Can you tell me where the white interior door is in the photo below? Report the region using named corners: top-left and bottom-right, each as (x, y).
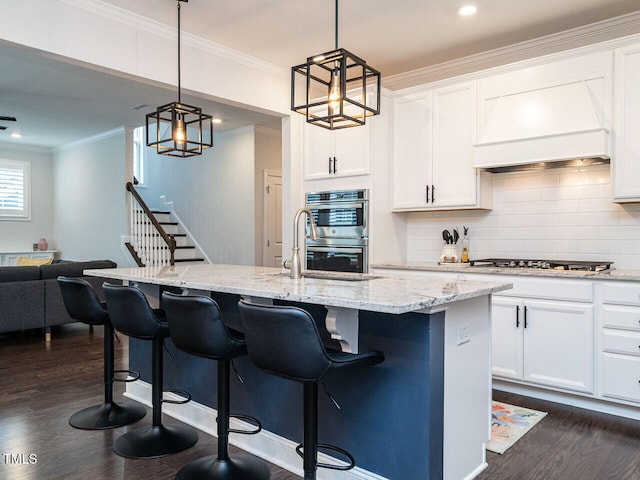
top-left (263, 171), bottom-right (283, 267)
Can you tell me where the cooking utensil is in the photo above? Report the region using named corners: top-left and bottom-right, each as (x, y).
top-left (453, 229), bottom-right (459, 244)
top-left (442, 230), bottom-right (451, 244)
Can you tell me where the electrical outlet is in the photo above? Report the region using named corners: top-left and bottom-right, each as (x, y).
top-left (456, 324), bottom-right (471, 346)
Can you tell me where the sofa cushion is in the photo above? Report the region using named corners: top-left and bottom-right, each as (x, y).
top-left (0, 280), bottom-right (45, 331)
top-left (0, 266), bottom-right (41, 283)
top-left (39, 260), bottom-right (117, 280)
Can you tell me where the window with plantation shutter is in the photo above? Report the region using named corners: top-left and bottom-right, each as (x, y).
top-left (0, 159), bottom-right (30, 220)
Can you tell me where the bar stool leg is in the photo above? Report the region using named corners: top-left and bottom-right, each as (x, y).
top-left (113, 337), bottom-right (198, 458)
top-left (69, 323), bottom-right (146, 429)
top-left (175, 359), bottom-right (270, 480)
top-left (303, 383), bottom-right (318, 480)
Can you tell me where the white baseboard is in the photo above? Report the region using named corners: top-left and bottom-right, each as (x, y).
top-left (493, 380), bottom-right (640, 421)
top-left (463, 462), bottom-right (488, 480)
top-left (125, 381), bottom-right (389, 480)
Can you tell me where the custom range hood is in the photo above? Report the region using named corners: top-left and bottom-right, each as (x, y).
top-left (473, 80), bottom-right (610, 171)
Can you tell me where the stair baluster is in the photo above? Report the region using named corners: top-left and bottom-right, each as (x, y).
top-left (125, 182), bottom-right (178, 267)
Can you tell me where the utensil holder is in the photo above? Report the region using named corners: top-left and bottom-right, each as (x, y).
top-left (439, 244), bottom-right (458, 263)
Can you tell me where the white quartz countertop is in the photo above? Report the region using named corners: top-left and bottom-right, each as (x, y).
top-left (85, 264), bottom-right (512, 315)
top-left (372, 262), bottom-right (640, 281)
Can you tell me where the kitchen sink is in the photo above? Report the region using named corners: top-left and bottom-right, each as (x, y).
top-left (264, 271), bottom-right (381, 282)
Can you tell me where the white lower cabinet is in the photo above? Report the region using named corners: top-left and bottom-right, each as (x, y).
top-left (491, 297), bottom-right (523, 380)
top-left (492, 295), bottom-right (594, 393)
top-left (599, 281), bottom-right (640, 404)
top-left (372, 268), bottom-right (640, 416)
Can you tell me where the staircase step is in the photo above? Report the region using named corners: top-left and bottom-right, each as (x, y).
top-left (174, 258), bottom-right (205, 263)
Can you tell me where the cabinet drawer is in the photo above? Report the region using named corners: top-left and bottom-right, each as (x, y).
top-left (464, 274), bottom-right (593, 302)
top-left (602, 353), bottom-right (640, 403)
top-left (601, 281), bottom-right (640, 306)
top-left (601, 304), bottom-right (640, 331)
top-left (602, 329), bottom-right (640, 356)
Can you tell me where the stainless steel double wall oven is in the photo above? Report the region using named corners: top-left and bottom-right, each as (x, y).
top-left (305, 189), bottom-right (368, 273)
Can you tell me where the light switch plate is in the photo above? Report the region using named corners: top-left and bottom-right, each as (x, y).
top-left (456, 324), bottom-right (471, 345)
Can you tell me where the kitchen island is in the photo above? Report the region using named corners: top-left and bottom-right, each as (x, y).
top-left (85, 264), bottom-right (511, 480)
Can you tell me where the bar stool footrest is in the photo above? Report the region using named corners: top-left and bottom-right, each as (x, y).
top-left (295, 442), bottom-right (355, 471)
top-left (113, 369), bottom-right (140, 383)
top-left (162, 389), bottom-right (191, 405)
top-left (227, 414), bottom-right (262, 435)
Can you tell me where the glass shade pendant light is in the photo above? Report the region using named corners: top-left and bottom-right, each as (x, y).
top-left (146, 0), bottom-right (213, 157)
top-left (291, 0), bottom-right (381, 130)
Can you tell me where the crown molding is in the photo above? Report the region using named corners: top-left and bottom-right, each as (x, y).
top-left (0, 141), bottom-right (52, 155)
top-left (53, 126), bottom-right (126, 153)
top-left (218, 125), bottom-right (256, 138)
top-left (254, 126), bottom-right (281, 137)
top-left (384, 10), bottom-right (640, 90)
top-left (59, 0), bottom-right (288, 79)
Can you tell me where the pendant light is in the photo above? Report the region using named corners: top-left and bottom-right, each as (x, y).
top-left (146, 0), bottom-right (213, 157)
top-left (291, 0), bottom-right (381, 130)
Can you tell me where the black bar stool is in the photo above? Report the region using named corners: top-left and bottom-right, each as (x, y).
top-left (237, 300), bottom-right (384, 480)
top-left (57, 276), bottom-right (146, 430)
top-left (162, 292), bottom-right (270, 480)
top-left (103, 283), bottom-right (198, 459)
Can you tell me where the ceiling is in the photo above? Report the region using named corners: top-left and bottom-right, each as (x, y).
top-left (1, 0), bottom-right (640, 149)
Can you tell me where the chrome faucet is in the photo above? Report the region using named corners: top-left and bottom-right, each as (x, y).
top-left (283, 207), bottom-right (319, 279)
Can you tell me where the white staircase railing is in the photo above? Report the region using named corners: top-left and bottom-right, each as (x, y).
top-left (126, 182), bottom-right (176, 267)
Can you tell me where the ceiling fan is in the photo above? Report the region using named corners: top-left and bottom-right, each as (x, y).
top-left (0, 116), bottom-right (17, 131)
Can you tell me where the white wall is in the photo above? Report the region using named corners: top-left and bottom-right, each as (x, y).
top-left (52, 129), bottom-right (130, 265)
top-left (405, 164), bottom-right (640, 269)
top-left (140, 127), bottom-right (261, 266)
top-left (0, 143), bottom-right (54, 252)
top-left (1, 0), bottom-right (289, 116)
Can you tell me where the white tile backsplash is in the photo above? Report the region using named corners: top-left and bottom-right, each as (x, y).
top-left (405, 165), bottom-right (640, 268)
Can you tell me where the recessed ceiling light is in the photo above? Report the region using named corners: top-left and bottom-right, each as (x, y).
top-left (212, 118), bottom-right (222, 125)
top-left (459, 5), bottom-right (477, 16)
top-left (10, 133), bottom-right (22, 139)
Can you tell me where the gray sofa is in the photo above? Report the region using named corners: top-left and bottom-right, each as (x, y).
top-left (0, 260), bottom-right (118, 336)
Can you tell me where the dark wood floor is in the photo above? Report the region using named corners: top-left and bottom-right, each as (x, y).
top-left (2, 325), bottom-right (640, 480)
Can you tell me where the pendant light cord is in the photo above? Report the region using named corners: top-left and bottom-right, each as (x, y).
top-left (177, 0), bottom-right (182, 104)
top-left (334, 0), bottom-right (339, 49)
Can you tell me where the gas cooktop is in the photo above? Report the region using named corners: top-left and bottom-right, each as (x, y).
top-left (469, 258), bottom-right (614, 272)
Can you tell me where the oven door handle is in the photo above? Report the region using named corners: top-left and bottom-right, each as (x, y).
top-left (306, 202), bottom-right (365, 210)
top-left (306, 246), bottom-right (363, 254)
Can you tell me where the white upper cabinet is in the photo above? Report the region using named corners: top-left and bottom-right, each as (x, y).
top-left (392, 90), bottom-right (433, 208)
top-left (392, 81), bottom-right (492, 211)
top-left (473, 51), bottom-right (612, 169)
top-left (303, 91), bottom-right (376, 181)
top-left (303, 122), bottom-right (371, 180)
top-left (612, 42), bottom-right (640, 202)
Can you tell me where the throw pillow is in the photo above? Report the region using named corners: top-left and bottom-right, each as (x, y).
top-left (17, 256), bottom-right (53, 266)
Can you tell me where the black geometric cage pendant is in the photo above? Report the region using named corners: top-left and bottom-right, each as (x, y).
top-left (146, 101), bottom-right (212, 158)
top-left (145, 0), bottom-right (213, 157)
top-left (291, 0), bottom-right (381, 130)
top-left (291, 48), bottom-right (381, 130)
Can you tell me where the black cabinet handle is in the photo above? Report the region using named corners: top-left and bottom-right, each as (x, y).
top-left (516, 305), bottom-right (520, 328)
top-left (328, 157), bottom-right (332, 174)
top-left (426, 185), bottom-right (430, 203)
top-left (524, 306), bottom-right (528, 328)
top-left (333, 157), bottom-right (337, 174)
top-left (431, 184), bottom-right (435, 203)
